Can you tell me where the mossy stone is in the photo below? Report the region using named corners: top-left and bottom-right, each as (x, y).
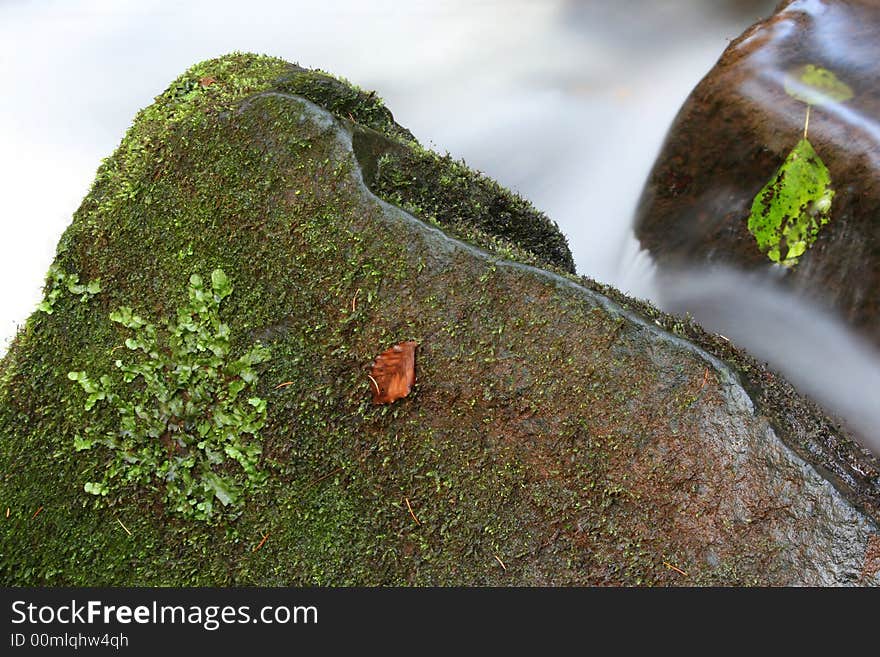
top-left (1, 53), bottom-right (877, 586)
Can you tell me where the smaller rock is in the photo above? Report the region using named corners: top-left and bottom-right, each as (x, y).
top-left (634, 0), bottom-right (880, 345)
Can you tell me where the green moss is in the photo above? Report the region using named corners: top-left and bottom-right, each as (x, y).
top-left (274, 68), bottom-right (415, 143)
top-left (578, 274), bottom-right (880, 524)
top-left (368, 144), bottom-right (576, 273)
top-left (0, 53), bottom-right (871, 587)
top-left (68, 269), bottom-right (271, 521)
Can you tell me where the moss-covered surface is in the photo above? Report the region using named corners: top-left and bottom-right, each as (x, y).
top-left (274, 67), bottom-right (416, 144)
top-left (0, 53), bottom-right (877, 586)
top-left (578, 277), bottom-right (880, 524)
top-left (275, 64), bottom-right (575, 273)
top-left (368, 145), bottom-right (576, 273)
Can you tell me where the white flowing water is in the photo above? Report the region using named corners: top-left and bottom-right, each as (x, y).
top-left (659, 268), bottom-right (880, 454)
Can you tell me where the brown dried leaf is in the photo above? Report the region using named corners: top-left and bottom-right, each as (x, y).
top-left (369, 341), bottom-right (418, 404)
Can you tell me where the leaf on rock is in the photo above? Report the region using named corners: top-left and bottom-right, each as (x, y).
top-left (369, 341), bottom-right (418, 405)
top-left (784, 64), bottom-right (853, 106)
top-left (748, 138), bottom-right (834, 266)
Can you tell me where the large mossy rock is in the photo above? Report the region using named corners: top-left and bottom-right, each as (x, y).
top-left (1, 53), bottom-right (878, 586)
top-left (634, 0), bottom-right (880, 344)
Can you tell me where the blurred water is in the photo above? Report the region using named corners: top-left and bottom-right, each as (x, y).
top-left (0, 0), bottom-right (776, 353)
top-left (659, 267), bottom-right (880, 455)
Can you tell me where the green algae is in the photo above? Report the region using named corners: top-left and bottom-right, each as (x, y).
top-left (68, 269), bottom-right (270, 521)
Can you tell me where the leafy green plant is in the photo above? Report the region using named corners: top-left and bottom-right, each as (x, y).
top-left (748, 64), bottom-right (853, 266)
top-left (68, 269), bottom-right (270, 521)
top-left (38, 264), bottom-right (102, 314)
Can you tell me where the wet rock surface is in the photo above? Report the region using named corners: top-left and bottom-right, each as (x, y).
top-left (634, 0), bottom-right (880, 344)
top-left (0, 54), bottom-right (877, 585)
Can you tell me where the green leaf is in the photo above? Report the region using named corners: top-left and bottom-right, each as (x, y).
top-left (46, 263), bottom-right (64, 284)
top-left (65, 275), bottom-right (82, 294)
top-left (202, 471), bottom-right (238, 506)
top-left (110, 306), bottom-right (146, 329)
top-left (84, 481), bottom-right (108, 496)
top-left (784, 64), bottom-right (853, 106)
top-left (73, 434), bottom-right (96, 451)
top-left (227, 379), bottom-right (246, 399)
top-left (748, 138), bottom-right (834, 266)
top-left (84, 391), bottom-right (106, 411)
top-left (110, 306), bottom-right (131, 325)
top-left (210, 268), bottom-right (232, 300)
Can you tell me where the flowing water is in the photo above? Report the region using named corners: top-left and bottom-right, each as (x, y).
top-left (659, 268), bottom-right (880, 455)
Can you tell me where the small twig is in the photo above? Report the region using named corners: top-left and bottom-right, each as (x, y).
top-left (32, 506), bottom-right (43, 519)
top-left (404, 497), bottom-right (420, 525)
top-left (803, 103), bottom-right (811, 140)
top-left (5, 507), bottom-right (9, 518)
top-left (699, 367), bottom-right (710, 390)
top-left (116, 518), bottom-right (132, 536)
top-left (307, 466), bottom-right (344, 489)
top-left (273, 381), bottom-right (294, 389)
top-left (351, 288), bottom-right (360, 313)
top-left (253, 532), bottom-right (270, 552)
top-left (663, 561), bottom-right (688, 577)
top-left (367, 374), bottom-right (380, 396)
top-left (494, 554), bottom-right (507, 571)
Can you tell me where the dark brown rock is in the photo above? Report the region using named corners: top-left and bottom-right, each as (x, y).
top-left (634, 0), bottom-right (880, 344)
